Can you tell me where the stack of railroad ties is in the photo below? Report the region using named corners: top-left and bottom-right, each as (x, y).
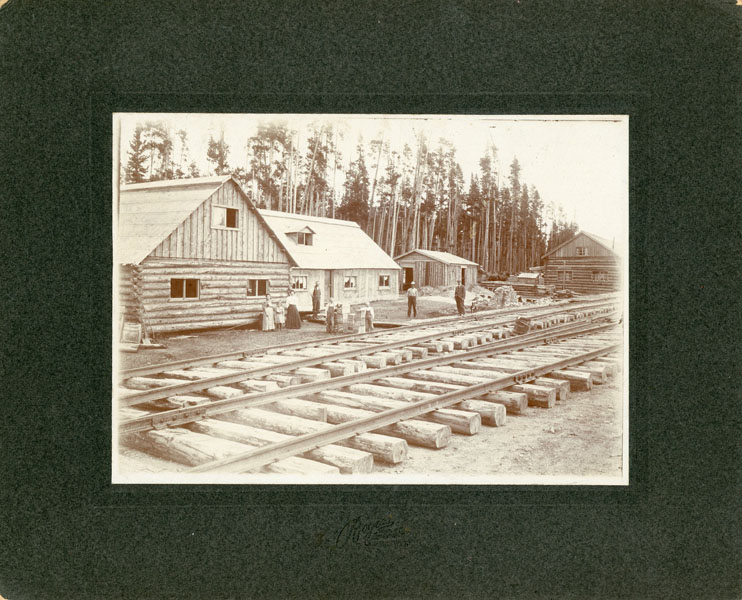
top-left (116, 298), bottom-right (621, 477)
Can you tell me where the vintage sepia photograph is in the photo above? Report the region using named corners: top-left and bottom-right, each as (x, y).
top-left (112, 113), bottom-right (628, 485)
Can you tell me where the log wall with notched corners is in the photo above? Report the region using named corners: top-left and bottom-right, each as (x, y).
top-left (543, 256), bottom-right (620, 294)
top-left (129, 258), bottom-right (290, 332)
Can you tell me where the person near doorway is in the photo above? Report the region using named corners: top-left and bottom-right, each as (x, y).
top-left (364, 301), bottom-right (374, 331)
top-left (285, 289), bottom-right (302, 329)
top-left (261, 294), bottom-right (275, 331)
top-left (454, 280), bottom-right (466, 316)
top-left (325, 298), bottom-right (336, 333)
top-left (312, 282), bottom-right (321, 318)
top-left (407, 281), bottom-right (418, 318)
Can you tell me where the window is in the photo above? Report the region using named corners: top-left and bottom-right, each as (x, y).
top-left (344, 276), bottom-right (357, 289)
top-left (212, 206), bottom-right (239, 229)
top-left (170, 278), bottom-right (199, 300)
top-left (592, 271), bottom-right (608, 282)
top-left (247, 279), bottom-right (269, 297)
top-left (378, 275), bottom-right (390, 288)
top-left (576, 246), bottom-right (588, 256)
top-left (297, 232), bottom-right (313, 245)
top-left (291, 276), bottom-right (308, 290)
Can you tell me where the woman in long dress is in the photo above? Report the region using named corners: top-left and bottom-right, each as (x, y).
top-left (285, 289), bottom-right (301, 329)
top-left (261, 294), bottom-right (275, 331)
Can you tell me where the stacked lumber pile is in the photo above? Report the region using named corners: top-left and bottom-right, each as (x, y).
top-left (481, 280), bottom-right (554, 299)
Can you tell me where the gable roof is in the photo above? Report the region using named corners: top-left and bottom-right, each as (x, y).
top-left (395, 248), bottom-right (479, 266)
top-left (117, 176), bottom-right (231, 264)
top-left (257, 210), bottom-right (400, 270)
top-left (541, 230), bottom-right (618, 259)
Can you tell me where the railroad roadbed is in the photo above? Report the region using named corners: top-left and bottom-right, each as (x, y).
top-left (114, 296), bottom-right (625, 483)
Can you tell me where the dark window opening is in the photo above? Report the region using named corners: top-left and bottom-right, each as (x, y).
top-left (247, 279), bottom-right (269, 297)
top-left (297, 232), bottom-right (313, 245)
top-left (226, 208), bottom-right (238, 228)
top-left (378, 275), bottom-right (390, 288)
top-left (170, 278), bottom-right (199, 299)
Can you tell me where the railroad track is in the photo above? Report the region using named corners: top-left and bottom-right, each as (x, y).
top-left (116, 297), bottom-right (622, 478)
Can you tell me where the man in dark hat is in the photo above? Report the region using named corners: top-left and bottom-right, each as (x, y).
top-left (454, 280), bottom-right (466, 316)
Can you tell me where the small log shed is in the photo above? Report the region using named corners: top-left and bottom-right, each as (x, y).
top-left (117, 175), bottom-right (294, 334)
top-left (258, 210), bottom-right (401, 312)
top-left (541, 231), bottom-right (621, 294)
top-left (394, 249), bottom-right (479, 290)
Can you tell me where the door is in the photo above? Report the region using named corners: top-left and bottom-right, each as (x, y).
top-left (461, 267), bottom-right (466, 285)
top-left (324, 270), bottom-right (333, 302)
top-left (403, 267), bottom-right (414, 290)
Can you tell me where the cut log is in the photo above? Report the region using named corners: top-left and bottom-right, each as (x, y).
top-left (267, 398), bottom-right (328, 421)
top-left (205, 386), bottom-right (245, 399)
top-left (236, 379), bottom-right (280, 393)
top-left (318, 362), bottom-right (354, 377)
top-left (263, 373), bottom-right (302, 387)
top-left (141, 394), bottom-right (210, 411)
top-left (373, 376), bottom-right (527, 414)
top-left (185, 419), bottom-right (372, 474)
top-left (124, 377), bottom-right (189, 390)
top-left (216, 360), bottom-right (262, 370)
top-left (260, 456), bottom-right (340, 475)
top-left (346, 383), bottom-right (504, 428)
top-left (546, 370), bottom-right (593, 391)
top-left (532, 378), bottom-right (570, 402)
top-left (440, 336), bottom-right (469, 349)
top-left (418, 341), bottom-right (444, 353)
top-left (314, 391), bottom-right (451, 448)
top-left (215, 408), bottom-right (407, 464)
top-left (337, 359), bottom-right (368, 373)
top-left (404, 346), bottom-right (428, 359)
top-left (122, 428), bottom-right (255, 467)
top-left (432, 365), bottom-right (514, 380)
top-left (292, 367), bottom-right (331, 382)
top-left (509, 384), bottom-right (556, 408)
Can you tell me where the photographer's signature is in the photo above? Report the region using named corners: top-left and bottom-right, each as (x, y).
top-left (315, 514), bottom-right (411, 549)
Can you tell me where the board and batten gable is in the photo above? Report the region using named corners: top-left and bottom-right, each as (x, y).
top-left (148, 178), bottom-right (285, 263)
top-left (547, 231), bottom-right (616, 259)
top-left (395, 249), bottom-right (479, 289)
top-left (118, 177), bottom-right (292, 333)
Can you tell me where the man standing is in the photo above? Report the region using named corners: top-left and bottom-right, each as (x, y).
top-left (407, 281), bottom-right (418, 318)
top-left (312, 282), bottom-right (321, 318)
top-left (454, 280), bottom-right (466, 316)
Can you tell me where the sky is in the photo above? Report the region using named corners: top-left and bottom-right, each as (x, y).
top-left (116, 113), bottom-right (628, 255)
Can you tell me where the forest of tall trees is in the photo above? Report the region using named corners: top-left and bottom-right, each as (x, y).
top-left (123, 119), bottom-right (579, 274)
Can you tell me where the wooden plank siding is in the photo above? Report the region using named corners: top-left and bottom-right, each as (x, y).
top-left (288, 268), bottom-right (400, 312)
top-left (149, 179), bottom-right (284, 264)
top-left (543, 256), bottom-right (620, 294)
top-left (136, 258), bottom-right (290, 332)
top-left (397, 260), bottom-right (477, 289)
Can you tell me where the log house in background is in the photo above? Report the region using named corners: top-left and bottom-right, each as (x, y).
top-left (395, 249), bottom-right (479, 291)
top-left (117, 176), bottom-right (294, 334)
top-left (541, 231), bottom-right (621, 294)
top-left (258, 210), bottom-right (401, 313)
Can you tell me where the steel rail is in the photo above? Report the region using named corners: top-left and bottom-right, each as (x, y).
top-left (118, 318), bottom-right (618, 435)
top-left (119, 302), bottom-right (618, 405)
top-left (189, 342), bottom-right (619, 474)
top-left (119, 295), bottom-right (619, 379)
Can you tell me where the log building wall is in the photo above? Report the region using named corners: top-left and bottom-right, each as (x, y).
top-left (543, 256), bottom-right (620, 294)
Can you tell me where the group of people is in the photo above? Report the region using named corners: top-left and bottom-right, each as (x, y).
top-left (261, 289), bottom-right (302, 331)
top-left (406, 279), bottom-right (469, 318)
top-left (262, 282), bottom-right (374, 334)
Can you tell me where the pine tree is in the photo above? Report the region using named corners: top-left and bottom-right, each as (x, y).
top-left (338, 142), bottom-right (370, 226)
top-left (125, 124), bottom-right (147, 183)
top-left (206, 131), bottom-right (230, 175)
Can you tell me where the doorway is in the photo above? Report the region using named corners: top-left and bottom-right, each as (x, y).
top-left (324, 270), bottom-right (333, 302)
top-left (461, 267), bottom-right (466, 285)
top-left (403, 267), bottom-right (414, 290)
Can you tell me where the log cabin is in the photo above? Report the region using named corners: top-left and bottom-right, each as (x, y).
top-left (542, 231), bottom-right (620, 294)
top-left (394, 249), bottom-right (479, 291)
top-left (117, 176), bottom-right (294, 334)
top-left (257, 210), bottom-right (401, 312)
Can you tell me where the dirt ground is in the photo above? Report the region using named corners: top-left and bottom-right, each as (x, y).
top-left (374, 377), bottom-right (624, 481)
top-left (118, 292), bottom-right (483, 371)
